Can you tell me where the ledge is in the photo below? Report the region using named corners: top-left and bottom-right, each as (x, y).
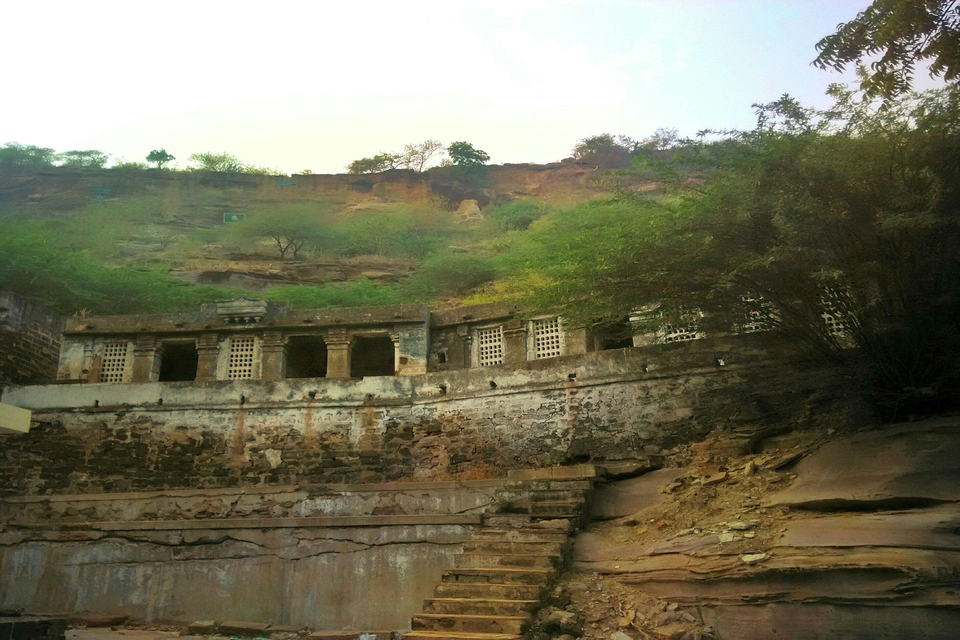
top-left (9, 514), bottom-right (484, 531)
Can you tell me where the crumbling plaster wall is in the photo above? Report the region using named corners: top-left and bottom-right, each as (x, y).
top-left (0, 336), bottom-right (862, 496)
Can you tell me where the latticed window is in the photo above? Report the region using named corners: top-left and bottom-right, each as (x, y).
top-left (533, 318), bottom-right (563, 359)
top-left (100, 342), bottom-right (129, 383)
top-left (227, 336), bottom-right (256, 379)
top-left (657, 309), bottom-right (705, 344)
top-left (737, 295), bottom-right (775, 334)
top-left (820, 287), bottom-right (852, 340)
top-left (476, 326), bottom-right (504, 367)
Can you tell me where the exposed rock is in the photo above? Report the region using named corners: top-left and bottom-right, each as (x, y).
top-left (591, 469), bottom-right (687, 520)
top-left (79, 615), bottom-right (128, 627)
top-left (740, 553), bottom-right (768, 565)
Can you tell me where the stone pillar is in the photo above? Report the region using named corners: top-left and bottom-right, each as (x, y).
top-left (195, 333), bottom-right (221, 381)
top-left (324, 329), bottom-right (353, 378)
top-left (131, 335), bottom-right (161, 383)
top-left (259, 331), bottom-right (287, 381)
top-left (461, 334), bottom-right (473, 369)
top-left (503, 321), bottom-right (528, 364)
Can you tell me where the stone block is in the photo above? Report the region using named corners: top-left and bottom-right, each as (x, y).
top-left (187, 620), bottom-right (218, 635)
top-left (219, 621), bottom-right (271, 636)
top-left (507, 465), bottom-right (597, 480)
top-left (79, 614), bottom-right (128, 627)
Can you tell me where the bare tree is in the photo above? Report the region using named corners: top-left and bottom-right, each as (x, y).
top-left (400, 140), bottom-right (445, 172)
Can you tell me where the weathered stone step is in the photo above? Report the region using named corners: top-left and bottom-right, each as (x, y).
top-left (442, 567), bottom-right (552, 585)
top-left (455, 553), bottom-right (559, 569)
top-left (496, 488), bottom-right (590, 502)
top-left (433, 582), bottom-right (543, 601)
top-left (423, 598), bottom-right (539, 616)
top-left (501, 499), bottom-right (585, 517)
top-left (477, 520), bottom-right (573, 536)
top-left (462, 540), bottom-right (566, 555)
top-left (474, 527), bottom-right (570, 542)
top-left (402, 631), bottom-right (519, 640)
top-left (412, 614), bottom-right (529, 635)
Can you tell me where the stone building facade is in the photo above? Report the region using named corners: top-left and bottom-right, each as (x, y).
top-left (0, 292), bottom-right (64, 387)
top-left (53, 299), bottom-right (594, 384)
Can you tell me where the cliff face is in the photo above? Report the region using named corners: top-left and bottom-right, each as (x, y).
top-left (0, 163), bottom-right (654, 291)
top-left (0, 162), bottom-right (639, 215)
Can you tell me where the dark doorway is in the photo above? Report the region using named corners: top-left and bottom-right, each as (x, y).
top-left (286, 336), bottom-right (327, 378)
top-left (593, 319), bottom-right (635, 351)
top-left (159, 342), bottom-right (199, 381)
top-left (351, 336), bottom-right (395, 377)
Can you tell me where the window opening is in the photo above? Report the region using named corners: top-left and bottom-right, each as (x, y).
top-left (158, 342), bottom-right (199, 382)
top-left (227, 336), bottom-right (256, 380)
top-left (100, 342), bottom-right (129, 383)
top-left (820, 287), bottom-right (853, 342)
top-left (286, 336), bottom-right (327, 378)
top-left (657, 309), bottom-right (705, 344)
top-left (737, 295), bottom-right (775, 334)
top-left (533, 318), bottom-right (563, 359)
top-left (476, 326), bottom-right (504, 367)
top-left (351, 336), bottom-right (395, 377)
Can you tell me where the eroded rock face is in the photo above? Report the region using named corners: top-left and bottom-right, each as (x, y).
top-left (766, 417), bottom-right (960, 510)
top-left (567, 416), bottom-right (960, 640)
top-left (589, 468), bottom-right (687, 520)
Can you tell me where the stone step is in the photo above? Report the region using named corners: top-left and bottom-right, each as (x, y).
top-left (442, 567), bottom-right (552, 585)
top-left (462, 540), bottom-right (566, 555)
top-left (412, 614), bottom-right (529, 635)
top-left (506, 479), bottom-right (594, 491)
top-left (433, 582), bottom-right (543, 601)
top-left (423, 598), bottom-right (539, 616)
top-left (402, 632), bottom-right (519, 640)
top-left (501, 499), bottom-right (585, 517)
top-left (495, 488), bottom-right (590, 502)
top-left (455, 553), bottom-right (560, 569)
top-left (474, 527), bottom-right (571, 543)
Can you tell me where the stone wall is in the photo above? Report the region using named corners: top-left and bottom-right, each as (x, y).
top-left (0, 293), bottom-right (64, 387)
top-left (0, 335), bottom-right (863, 497)
top-left (0, 481), bottom-right (513, 628)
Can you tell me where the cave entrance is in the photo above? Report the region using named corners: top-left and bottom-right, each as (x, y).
top-left (351, 336), bottom-right (395, 378)
top-left (285, 336), bottom-right (328, 378)
top-left (158, 342), bottom-right (199, 382)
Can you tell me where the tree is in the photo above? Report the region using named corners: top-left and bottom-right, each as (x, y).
top-left (233, 204), bottom-right (333, 259)
top-left (188, 152), bottom-right (246, 173)
top-left (57, 150), bottom-right (109, 168)
top-left (571, 134), bottom-right (637, 167)
top-left (400, 140), bottom-right (445, 172)
top-left (814, 0), bottom-right (960, 98)
top-left (518, 88), bottom-right (960, 417)
top-left (146, 149), bottom-right (175, 170)
top-left (0, 142), bottom-right (57, 167)
top-left (447, 141), bottom-right (490, 166)
top-left (347, 152), bottom-right (402, 174)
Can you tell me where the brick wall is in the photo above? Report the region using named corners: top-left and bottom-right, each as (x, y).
top-left (0, 293), bottom-right (64, 387)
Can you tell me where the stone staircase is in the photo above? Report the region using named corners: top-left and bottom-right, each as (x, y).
top-left (404, 479), bottom-right (592, 640)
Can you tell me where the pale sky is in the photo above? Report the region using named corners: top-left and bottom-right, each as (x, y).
top-left (3, 1), bottom-right (884, 174)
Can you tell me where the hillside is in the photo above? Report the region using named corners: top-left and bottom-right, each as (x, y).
top-left (0, 163), bottom-right (658, 315)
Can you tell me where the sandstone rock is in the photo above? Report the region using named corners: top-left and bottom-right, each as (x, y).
top-left (610, 631), bottom-right (632, 640)
top-left (658, 611), bottom-right (680, 626)
top-left (220, 620), bottom-right (271, 636)
top-left (726, 521), bottom-right (757, 531)
top-left (186, 620), bottom-right (217, 635)
top-left (740, 553), bottom-right (768, 565)
top-left (591, 468), bottom-right (687, 519)
top-left (718, 533), bottom-right (736, 543)
top-left (702, 472), bottom-right (727, 486)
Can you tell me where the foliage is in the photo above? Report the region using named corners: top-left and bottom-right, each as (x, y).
top-left (0, 142), bottom-right (57, 167)
top-left (400, 140), bottom-right (445, 172)
top-left (0, 217), bottom-right (233, 314)
top-left (146, 149), bottom-right (175, 169)
top-left (482, 199), bottom-right (551, 232)
top-left (447, 141), bottom-right (490, 166)
top-left (815, 0), bottom-right (960, 98)
top-left (230, 203), bottom-right (334, 258)
top-left (401, 252), bottom-right (499, 299)
top-left (57, 149), bottom-right (109, 168)
top-left (335, 206), bottom-right (453, 259)
top-left (347, 152), bottom-right (402, 174)
top-left (261, 280), bottom-right (400, 308)
top-left (112, 159), bottom-right (149, 170)
top-left (571, 134), bottom-right (637, 167)
top-left (519, 88), bottom-right (960, 417)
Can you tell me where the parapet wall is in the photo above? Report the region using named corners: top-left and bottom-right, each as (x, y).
top-left (0, 336), bottom-right (861, 496)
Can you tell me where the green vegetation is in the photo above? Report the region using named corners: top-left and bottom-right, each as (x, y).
top-left (814, 0), bottom-right (960, 98)
top-left (146, 149), bottom-right (175, 169)
top-left (447, 142), bottom-right (490, 167)
top-left (347, 140), bottom-right (446, 173)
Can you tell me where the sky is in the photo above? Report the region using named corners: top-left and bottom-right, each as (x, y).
top-left (0, 0), bottom-right (902, 174)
